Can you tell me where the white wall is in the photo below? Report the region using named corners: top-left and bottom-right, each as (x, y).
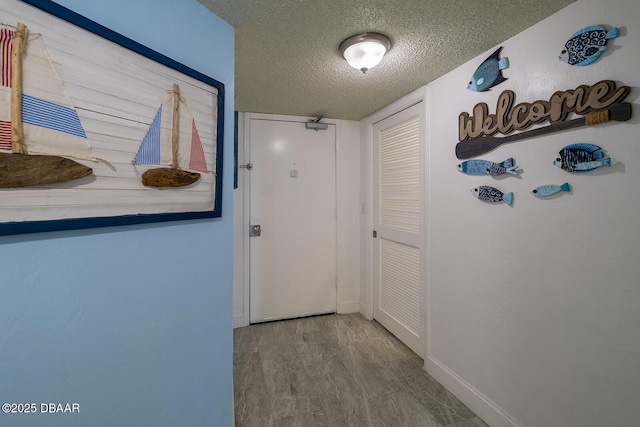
top-left (423, 0), bottom-right (640, 426)
top-left (336, 120), bottom-right (363, 313)
top-left (233, 115), bottom-right (361, 326)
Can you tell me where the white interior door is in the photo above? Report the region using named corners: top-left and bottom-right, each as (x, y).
top-left (249, 117), bottom-right (337, 323)
top-left (373, 103), bottom-right (424, 357)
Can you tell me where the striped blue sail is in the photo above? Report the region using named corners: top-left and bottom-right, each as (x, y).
top-left (22, 94), bottom-right (87, 138)
top-left (134, 105), bottom-right (162, 165)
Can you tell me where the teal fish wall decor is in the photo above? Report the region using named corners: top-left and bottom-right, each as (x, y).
top-left (559, 25), bottom-right (619, 66)
top-left (467, 47), bottom-right (509, 92)
top-left (554, 143), bottom-right (611, 172)
top-left (532, 183), bottom-right (571, 197)
top-left (457, 158), bottom-right (519, 176)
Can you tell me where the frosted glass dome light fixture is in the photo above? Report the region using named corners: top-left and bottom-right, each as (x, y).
top-left (339, 33), bottom-right (391, 73)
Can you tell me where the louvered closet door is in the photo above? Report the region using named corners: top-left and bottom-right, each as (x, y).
top-left (373, 103), bottom-right (424, 357)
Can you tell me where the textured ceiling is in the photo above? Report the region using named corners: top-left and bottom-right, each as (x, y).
top-left (197, 0), bottom-right (575, 121)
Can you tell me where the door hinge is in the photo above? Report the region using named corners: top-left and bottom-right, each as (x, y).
top-left (373, 230), bottom-right (377, 238)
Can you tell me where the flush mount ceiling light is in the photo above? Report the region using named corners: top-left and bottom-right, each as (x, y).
top-left (339, 32), bottom-right (391, 73)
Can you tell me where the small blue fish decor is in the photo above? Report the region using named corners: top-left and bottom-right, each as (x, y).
top-left (467, 47), bottom-right (509, 92)
top-left (532, 183), bottom-right (571, 197)
top-left (554, 143), bottom-right (611, 172)
top-left (559, 25), bottom-right (619, 66)
top-left (457, 158), bottom-right (518, 176)
top-left (471, 186), bottom-right (513, 206)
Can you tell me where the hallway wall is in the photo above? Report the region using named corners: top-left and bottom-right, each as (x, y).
top-left (0, 1), bottom-right (234, 425)
top-left (425, 0), bottom-right (640, 425)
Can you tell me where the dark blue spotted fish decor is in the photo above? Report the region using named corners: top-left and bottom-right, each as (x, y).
top-left (457, 158), bottom-right (518, 176)
top-left (471, 186), bottom-right (513, 206)
top-left (532, 183), bottom-right (571, 197)
top-left (559, 25), bottom-right (619, 66)
top-left (553, 143), bottom-right (611, 172)
top-left (467, 47), bottom-right (509, 92)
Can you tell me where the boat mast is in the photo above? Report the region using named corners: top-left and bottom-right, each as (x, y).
top-left (11, 23), bottom-right (26, 154)
top-left (139, 83), bottom-right (200, 187)
top-left (171, 83), bottom-right (180, 169)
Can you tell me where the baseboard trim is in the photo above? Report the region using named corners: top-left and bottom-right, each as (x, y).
top-left (427, 356), bottom-right (522, 427)
top-left (338, 301), bottom-right (360, 314)
top-left (232, 313), bottom-right (247, 329)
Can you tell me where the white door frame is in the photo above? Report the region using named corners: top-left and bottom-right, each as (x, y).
top-left (241, 113), bottom-right (342, 326)
top-left (360, 86), bottom-right (430, 359)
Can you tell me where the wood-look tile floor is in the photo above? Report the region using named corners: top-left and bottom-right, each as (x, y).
top-left (233, 313), bottom-right (488, 427)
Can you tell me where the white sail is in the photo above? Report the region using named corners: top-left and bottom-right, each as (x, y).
top-left (0, 27), bottom-right (93, 160)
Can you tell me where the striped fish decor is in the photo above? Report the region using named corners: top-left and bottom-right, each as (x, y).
top-left (470, 186), bottom-right (513, 206)
top-left (457, 157), bottom-right (519, 176)
top-left (133, 84), bottom-right (209, 187)
top-left (553, 143), bottom-right (611, 173)
top-left (0, 23), bottom-right (95, 188)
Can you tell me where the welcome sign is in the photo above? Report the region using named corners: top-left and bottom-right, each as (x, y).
top-left (456, 80), bottom-right (631, 159)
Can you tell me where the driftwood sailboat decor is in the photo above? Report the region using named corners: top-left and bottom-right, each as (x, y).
top-left (133, 84), bottom-right (208, 187)
top-left (0, 23), bottom-right (94, 188)
top-left (1, 0), bottom-right (225, 236)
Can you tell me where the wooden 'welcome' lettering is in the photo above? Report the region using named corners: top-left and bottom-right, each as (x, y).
top-left (455, 80), bottom-right (632, 159)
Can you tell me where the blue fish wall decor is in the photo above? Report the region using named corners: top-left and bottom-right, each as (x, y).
top-left (532, 183), bottom-right (571, 197)
top-left (554, 143), bottom-right (611, 172)
top-left (559, 25), bottom-right (619, 66)
top-left (457, 158), bottom-right (518, 176)
top-left (467, 47), bottom-right (509, 92)
top-left (471, 186), bottom-right (513, 206)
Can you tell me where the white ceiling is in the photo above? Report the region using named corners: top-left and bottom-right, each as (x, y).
top-left (197, 0), bottom-right (575, 121)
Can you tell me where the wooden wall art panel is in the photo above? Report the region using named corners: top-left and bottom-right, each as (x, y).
top-left (0, 0), bottom-right (225, 235)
